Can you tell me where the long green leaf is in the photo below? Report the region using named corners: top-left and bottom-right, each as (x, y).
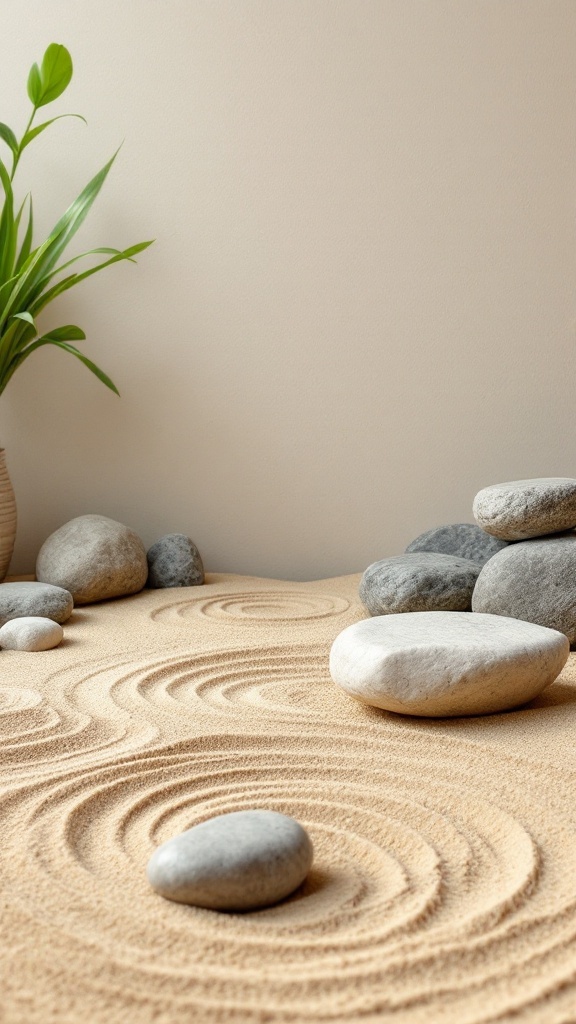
top-left (5, 335), bottom-right (119, 395)
top-left (28, 241), bottom-right (153, 317)
top-left (0, 157), bottom-right (15, 287)
top-left (27, 244), bottom-right (140, 305)
top-left (0, 316), bottom-right (35, 388)
top-left (0, 150), bottom-right (119, 329)
top-left (14, 195), bottom-right (33, 273)
top-left (0, 272), bottom-right (20, 311)
top-left (20, 113), bottom-right (86, 152)
top-left (0, 318), bottom-right (21, 383)
top-left (42, 324), bottom-right (86, 342)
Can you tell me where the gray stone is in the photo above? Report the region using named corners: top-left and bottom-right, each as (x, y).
top-left (0, 581), bottom-right (73, 626)
top-left (147, 810), bottom-right (313, 911)
top-left (360, 553), bottom-right (480, 615)
top-left (405, 523), bottom-right (508, 566)
top-left (472, 532), bottom-right (576, 643)
top-left (473, 478), bottom-right (576, 541)
top-left (329, 611), bottom-right (568, 717)
top-left (0, 616), bottom-right (63, 651)
top-left (146, 533), bottom-right (204, 588)
top-left (36, 514), bottom-right (148, 605)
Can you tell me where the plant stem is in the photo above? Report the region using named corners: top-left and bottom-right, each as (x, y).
top-left (11, 108), bottom-right (36, 180)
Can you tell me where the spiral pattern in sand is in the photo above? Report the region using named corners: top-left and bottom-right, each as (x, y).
top-left (2, 573), bottom-right (576, 1023)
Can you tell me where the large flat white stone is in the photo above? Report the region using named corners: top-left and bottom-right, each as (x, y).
top-left (329, 612), bottom-right (569, 717)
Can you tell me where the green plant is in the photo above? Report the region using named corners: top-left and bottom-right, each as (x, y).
top-left (0, 42), bottom-right (153, 398)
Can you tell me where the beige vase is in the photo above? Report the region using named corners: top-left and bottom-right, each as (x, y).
top-left (0, 449), bottom-right (16, 582)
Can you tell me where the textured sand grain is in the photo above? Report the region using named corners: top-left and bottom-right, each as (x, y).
top-left (2, 572), bottom-right (576, 1022)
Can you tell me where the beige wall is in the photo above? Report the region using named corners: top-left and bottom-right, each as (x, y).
top-left (1, 1), bottom-right (575, 580)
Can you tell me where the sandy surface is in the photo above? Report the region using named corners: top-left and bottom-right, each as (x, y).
top-left (2, 572), bottom-right (576, 1023)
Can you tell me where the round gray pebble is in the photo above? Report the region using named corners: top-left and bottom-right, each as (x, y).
top-left (405, 523), bottom-right (508, 566)
top-left (360, 552), bottom-right (481, 616)
top-left (147, 809), bottom-right (313, 911)
top-left (0, 581), bottom-right (73, 626)
top-left (0, 616), bottom-right (64, 651)
top-left (146, 533), bottom-right (204, 588)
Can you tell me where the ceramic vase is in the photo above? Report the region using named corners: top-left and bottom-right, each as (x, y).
top-left (0, 449), bottom-right (16, 582)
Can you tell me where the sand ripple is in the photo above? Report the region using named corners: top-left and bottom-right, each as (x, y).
top-left (2, 575), bottom-right (576, 1022)
top-left (151, 589), bottom-right (350, 624)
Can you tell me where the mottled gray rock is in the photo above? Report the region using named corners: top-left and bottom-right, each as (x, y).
top-left (0, 616), bottom-right (63, 651)
top-left (406, 523), bottom-right (508, 566)
top-left (36, 514), bottom-right (148, 605)
top-left (147, 810), bottom-right (313, 911)
top-left (360, 553), bottom-right (480, 615)
top-left (473, 478), bottom-right (576, 541)
top-left (0, 581), bottom-right (73, 626)
top-left (329, 611), bottom-right (568, 717)
top-left (472, 532), bottom-right (576, 643)
top-left (146, 533), bottom-right (204, 588)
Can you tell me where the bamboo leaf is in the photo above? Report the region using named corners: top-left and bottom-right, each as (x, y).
top-left (0, 157), bottom-right (16, 287)
top-left (0, 123), bottom-right (18, 156)
top-left (20, 113), bottom-right (86, 152)
top-left (42, 324), bottom-right (86, 342)
top-left (8, 336), bottom-right (119, 395)
top-left (36, 44), bottom-right (73, 108)
top-left (29, 240), bottom-right (154, 316)
top-left (27, 63), bottom-right (42, 105)
top-left (14, 195), bottom-right (33, 273)
top-left (0, 150), bottom-right (119, 328)
top-left (12, 311), bottom-right (36, 329)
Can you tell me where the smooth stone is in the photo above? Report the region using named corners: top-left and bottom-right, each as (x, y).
top-left (146, 533), bottom-right (204, 588)
top-left (473, 478), bottom-right (576, 541)
top-left (0, 616), bottom-right (63, 651)
top-left (36, 514), bottom-right (148, 604)
top-left (0, 581), bottom-right (73, 626)
top-left (360, 552), bottom-right (480, 615)
top-left (329, 611), bottom-right (569, 717)
top-left (405, 523), bottom-right (508, 566)
top-left (472, 532), bottom-right (576, 643)
top-left (147, 810), bottom-right (313, 911)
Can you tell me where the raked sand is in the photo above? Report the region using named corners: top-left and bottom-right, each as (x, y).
top-left (2, 572), bottom-right (576, 1022)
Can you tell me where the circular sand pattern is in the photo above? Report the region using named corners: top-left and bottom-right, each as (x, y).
top-left (3, 730), bottom-right (576, 1022)
top-left (4, 574), bottom-right (576, 1022)
top-left (134, 646), bottom-right (334, 723)
top-left (151, 589), bottom-right (351, 624)
top-left (0, 684), bottom-right (60, 741)
top-left (0, 658), bottom-right (160, 776)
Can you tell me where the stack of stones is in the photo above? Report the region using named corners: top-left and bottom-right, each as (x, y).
top-left (330, 478), bottom-right (576, 717)
top-left (0, 514), bottom-right (205, 652)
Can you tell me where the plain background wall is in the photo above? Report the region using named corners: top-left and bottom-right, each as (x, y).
top-left (1, 1), bottom-right (575, 580)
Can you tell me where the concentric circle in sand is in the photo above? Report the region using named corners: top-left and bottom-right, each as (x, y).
top-left (151, 589), bottom-right (350, 624)
top-left (3, 728), bottom-right (576, 1022)
top-left (3, 574), bottom-right (576, 1022)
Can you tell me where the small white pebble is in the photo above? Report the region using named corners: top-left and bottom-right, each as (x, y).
top-left (0, 616), bottom-right (64, 651)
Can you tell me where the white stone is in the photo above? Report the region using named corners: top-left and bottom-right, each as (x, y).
top-left (0, 616), bottom-right (64, 651)
top-left (329, 611), bottom-right (569, 717)
top-left (147, 810), bottom-right (313, 910)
